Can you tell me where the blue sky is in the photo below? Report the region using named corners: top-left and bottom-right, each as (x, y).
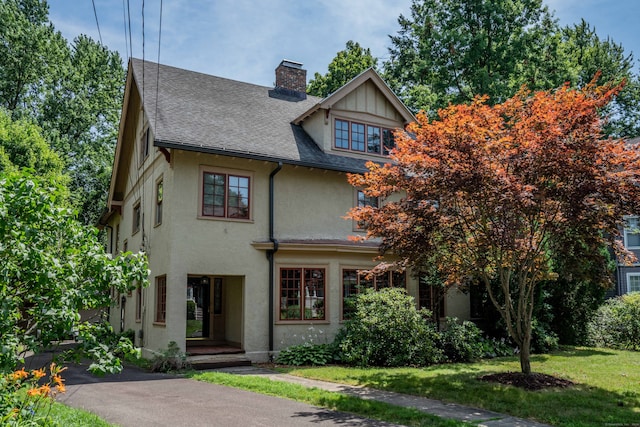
top-left (48, 0), bottom-right (639, 87)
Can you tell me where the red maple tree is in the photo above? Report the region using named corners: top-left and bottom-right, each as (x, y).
top-left (349, 79), bottom-right (640, 374)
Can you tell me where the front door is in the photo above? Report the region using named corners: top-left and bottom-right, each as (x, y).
top-left (186, 276), bottom-right (226, 342)
top-left (186, 277), bottom-right (210, 339)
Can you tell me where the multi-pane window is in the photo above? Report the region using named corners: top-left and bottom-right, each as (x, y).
top-left (279, 268), bottom-right (325, 321)
top-left (202, 172), bottom-right (250, 219)
top-left (335, 119), bottom-right (395, 156)
top-left (628, 273), bottom-right (640, 293)
top-left (341, 269), bottom-right (406, 319)
top-left (155, 276), bottom-right (166, 323)
top-left (624, 216), bottom-right (640, 249)
top-left (335, 119), bottom-right (349, 149)
top-left (155, 180), bottom-right (163, 225)
top-left (133, 201), bottom-right (141, 234)
top-left (418, 275), bottom-right (446, 320)
top-left (356, 190), bottom-right (378, 229)
top-left (351, 122), bottom-right (365, 151)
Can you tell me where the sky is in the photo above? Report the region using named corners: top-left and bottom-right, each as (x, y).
top-left (48, 0), bottom-right (639, 88)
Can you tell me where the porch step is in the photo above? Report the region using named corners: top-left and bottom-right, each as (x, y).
top-left (187, 353), bottom-right (252, 370)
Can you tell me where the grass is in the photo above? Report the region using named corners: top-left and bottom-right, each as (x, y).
top-left (45, 400), bottom-right (116, 426)
top-left (190, 371), bottom-right (466, 427)
top-left (278, 347), bottom-right (640, 427)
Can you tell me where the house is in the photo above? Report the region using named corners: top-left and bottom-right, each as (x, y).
top-left (101, 58), bottom-right (472, 362)
top-left (614, 136), bottom-right (640, 296)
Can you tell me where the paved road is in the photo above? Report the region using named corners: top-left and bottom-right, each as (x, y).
top-left (54, 360), bottom-right (400, 427)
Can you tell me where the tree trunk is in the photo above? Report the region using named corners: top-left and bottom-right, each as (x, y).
top-left (519, 336), bottom-right (532, 374)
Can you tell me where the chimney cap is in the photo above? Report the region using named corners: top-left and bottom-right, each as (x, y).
top-left (278, 59), bottom-right (303, 69)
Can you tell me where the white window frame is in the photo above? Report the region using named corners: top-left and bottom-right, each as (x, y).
top-left (627, 273), bottom-right (640, 294)
top-left (623, 216), bottom-right (640, 250)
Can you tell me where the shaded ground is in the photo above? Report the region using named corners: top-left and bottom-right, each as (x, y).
top-left (479, 372), bottom-right (575, 391)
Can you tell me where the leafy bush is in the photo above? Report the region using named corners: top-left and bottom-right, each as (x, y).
top-left (438, 318), bottom-right (485, 362)
top-left (478, 336), bottom-right (515, 359)
top-left (588, 292), bottom-right (640, 350)
top-left (335, 288), bottom-right (442, 367)
top-left (150, 341), bottom-right (191, 372)
top-left (531, 318), bottom-right (559, 353)
top-left (277, 343), bottom-right (338, 366)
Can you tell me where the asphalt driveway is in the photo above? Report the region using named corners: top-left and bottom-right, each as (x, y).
top-left (48, 358), bottom-right (399, 427)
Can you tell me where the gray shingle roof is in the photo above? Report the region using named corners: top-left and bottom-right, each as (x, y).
top-left (131, 59), bottom-right (373, 173)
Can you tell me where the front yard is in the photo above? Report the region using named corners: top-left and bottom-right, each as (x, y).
top-left (277, 347), bottom-right (640, 427)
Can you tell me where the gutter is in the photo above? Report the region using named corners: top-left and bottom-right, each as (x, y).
top-left (267, 162), bottom-right (283, 355)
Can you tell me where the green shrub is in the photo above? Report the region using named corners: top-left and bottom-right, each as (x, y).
top-left (277, 343), bottom-right (338, 366)
top-left (438, 318), bottom-right (485, 362)
top-left (150, 341), bottom-right (191, 372)
top-left (186, 300), bottom-right (196, 320)
top-left (588, 292), bottom-right (640, 350)
top-left (335, 288), bottom-right (443, 367)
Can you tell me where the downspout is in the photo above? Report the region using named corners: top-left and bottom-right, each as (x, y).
top-left (105, 225), bottom-right (113, 322)
top-left (268, 162), bottom-right (283, 355)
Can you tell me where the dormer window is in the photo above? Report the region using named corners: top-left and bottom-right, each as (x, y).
top-left (335, 118), bottom-right (395, 156)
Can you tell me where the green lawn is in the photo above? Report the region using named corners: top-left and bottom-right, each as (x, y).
top-left (46, 401), bottom-right (115, 426)
top-left (279, 347), bottom-right (640, 427)
top-left (191, 371), bottom-right (466, 427)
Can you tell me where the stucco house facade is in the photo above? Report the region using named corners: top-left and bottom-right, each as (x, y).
top-left (102, 58), bottom-right (472, 362)
top-left (614, 136), bottom-right (640, 296)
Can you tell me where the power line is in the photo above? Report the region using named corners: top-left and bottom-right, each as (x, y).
top-left (91, 0), bottom-right (103, 44)
top-left (121, 0), bottom-right (129, 59)
top-left (154, 0), bottom-right (163, 131)
top-left (127, 0), bottom-right (133, 59)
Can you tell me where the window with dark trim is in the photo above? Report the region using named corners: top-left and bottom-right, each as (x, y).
top-left (133, 201), bottom-right (141, 234)
top-left (279, 268), bottom-right (325, 321)
top-left (155, 276), bottom-right (166, 323)
top-left (341, 269), bottom-right (406, 319)
top-left (418, 275), bottom-right (445, 320)
top-left (140, 128), bottom-right (150, 165)
top-left (155, 179), bottom-right (163, 225)
top-left (135, 285), bottom-right (142, 321)
top-left (202, 172), bottom-right (250, 219)
top-left (334, 119), bottom-right (395, 156)
top-left (356, 189), bottom-right (379, 229)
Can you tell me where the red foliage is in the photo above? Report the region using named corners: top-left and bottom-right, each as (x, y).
top-left (348, 79), bottom-right (640, 373)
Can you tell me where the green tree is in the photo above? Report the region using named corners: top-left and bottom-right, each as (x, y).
top-left (0, 108), bottom-right (64, 179)
top-left (0, 171), bottom-right (149, 373)
top-left (560, 20), bottom-right (640, 137)
top-left (0, 0), bottom-right (67, 113)
top-left (307, 41), bottom-right (378, 97)
top-left (38, 35), bottom-right (125, 224)
top-left (384, 0), bottom-right (561, 112)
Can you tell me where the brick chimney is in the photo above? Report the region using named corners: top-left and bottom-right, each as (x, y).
top-left (274, 60), bottom-right (307, 99)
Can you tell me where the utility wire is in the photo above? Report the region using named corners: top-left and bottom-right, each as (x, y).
top-left (91, 0), bottom-right (103, 44)
top-left (154, 0), bottom-right (163, 131)
top-left (122, 0), bottom-right (129, 59)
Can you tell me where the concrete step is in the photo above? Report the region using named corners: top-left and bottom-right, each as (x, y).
top-left (187, 353), bottom-right (252, 370)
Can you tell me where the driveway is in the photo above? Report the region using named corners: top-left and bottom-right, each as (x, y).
top-left (50, 359), bottom-right (399, 427)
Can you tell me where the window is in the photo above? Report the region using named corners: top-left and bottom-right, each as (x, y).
top-left (335, 119), bottom-right (349, 149)
top-left (135, 285), bottom-right (142, 321)
top-left (418, 275), bottom-right (446, 319)
top-left (155, 179), bottom-right (163, 225)
top-left (155, 276), bottom-right (166, 323)
top-left (341, 269), bottom-right (406, 319)
top-left (279, 268), bottom-right (325, 321)
top-left (628, 273), bottom-right (640, 293)
top-left (356, 189), bottom-right (379, 230)
top-left (133, 201), bottom-right (141, 234)
top-left (115, 223), bottom-right (120, 253)
top-left (351, 122), bottom-right (365, 151)
top-left (202, 171), bottom-right (250, 219)
top-left (334, 119), bottom-right (395, 156)
top-left (140, 128), bottom-right (150, 164)
top-left (624, 216), bottom-right (640, 249)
